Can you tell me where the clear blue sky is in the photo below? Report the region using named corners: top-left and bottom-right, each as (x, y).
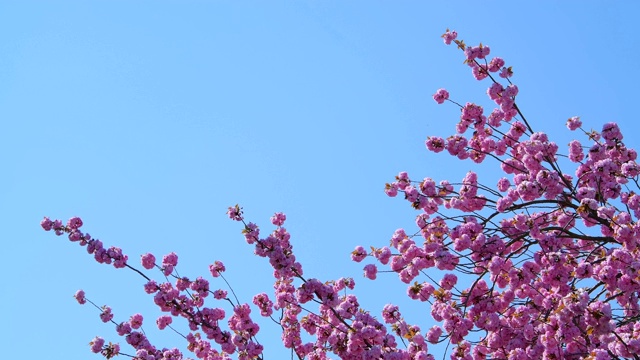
top-left (2, 2), bottom-right (639, 359)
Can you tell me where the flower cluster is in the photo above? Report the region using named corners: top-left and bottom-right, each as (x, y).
top-left (43, 30), bottom-right (640, 360)
top-left (43, 214), bottom-right (262, 359)
top-left (233, 211), bottom-right (430, 359)
top-left (366, 30), bottom-right (640, 359)
top-left (41, 216), bottom-right (128, 268)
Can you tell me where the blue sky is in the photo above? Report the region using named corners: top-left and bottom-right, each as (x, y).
top-left (2, 2), bottom-right (639, 359)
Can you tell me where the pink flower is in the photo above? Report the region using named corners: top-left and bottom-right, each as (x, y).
top-left (480, 45), bottom-right (490, 58)
top-left (209, 260), bottom-right (225, 277)
top-left (593, 350), bottom-right (611, 360)
top-left (445, 135), bottom-right (468, 157)
top-left (90, 336), bottom-right (105, 353)
top-left (213, 289), bottom-right (228, 299)
top-left (487, 83), bottom-right (504, 102)
top-left (74, 289), bottom-right (86, 305)
top-left (100, 306), bottom-right (114, 323)
top-left (425, 136), bottom-right (445, 153)
top-left (174, 277), bottom-right (189, 292)
top-left (385, 182), bottom-right (399, 197)
top-left (404, 186), bottom-right (419, 202)
top-left (487, 109), bottom-right (505, 127)
top-left (351, 246), bottom-right (367, 262)
top-left (190, 276), bottom-right (210, 296)
top-left (374, 246), bottom-right (392, 265)
top-left (87, 239), bottom-right (102, 255)
top-left (426, 326), bottom-right (442, 343)
top-left (116, 322), bottom-right (132, 336)
top-left (162, 265), bottom-right (174, 276)
top-left (129, 313), bottom-right (143, 329)
top-left (140, 253), bottom-right (156, 270)
top-left (243, 222), bottom-right (260, 244)
top-left (464, 46), bottom-right (483, 61)
top-left (162, 252), bottom-right (178, 267)
top-left (156, 315), bottom-right (172, 330)
top-left (253, 293), bottom-right (274, 317)
top-left (419, 283), bottom-right (435, 301)
top-left (497, 178), bottom-right (510, 192)
top-left (67, 216), bottom-right (83, 230)
top-left (144, 280), bottom-right (158, 294)
top-left (382, 304), bottom-right (400, 323)
top-left (363, 264), bottom-right (377, 280)
top-left (622, 162), bottom-right (640, 177)
top-left (441, 29), bottom-right (457, 45)
top-left (503, 84), bottom-right (518, 98)
top-left (162, 252), bottom-right (178, 276)
top-left (227, 204), bottom-right (244, 221)
top-left (40, 217), bottom-right (53, 231)
top-left (108, 246), bottom-right (127, 269)
top-left (488, 57), bottom-right (505, 72)
top-left (100, 343), bottom-right (120, 359)
top-left (499, 66), bottom-right (513, 78)
top-left (568, 140), bottom-right (584, 162)
top-left (432, 88), bottom-right (449, 104)
top-left (566, 116), bottom-right (582, 131)
top-left (440, 273), bottom-right (457, 290)
top-left (102, 343), bottom-right (120, 359)
top-left (461, 103), bottom-right (483, 122)
top-left (270, 212), bottom-right (287, 226)
top-left (472, 64), bottom-right (489, 80)
top-left (68, 230), bottom-right (82, 242)
top-left (601, 122), bottom-right (623, 144)
top-left (396, 171), bottom-right (410, 190)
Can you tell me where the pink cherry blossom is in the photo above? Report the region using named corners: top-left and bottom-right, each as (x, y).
top-left (100, 306), bottom-right (113, 323)
top-left (40, 217), bottom-right (53, 231)
top-left (363, 264), bottom-right (377, 280)
top-left (67, 216), bottom-right (83, 230)
top-left (209, 260), bottom-right (225, 277)
top-left (116, 321), bottom-right (132, 336)
top-left (74, 289), bottom-right (86, 305)
top-left (499, 66), bottom-right (513, 78)
top-left (432, 88), bottom-right (449, 104)
top-left (213, 289), bottom-right (228, 299)
top-left (156, 315), bottom-right (172, 330)
top-left (566, 116), bottom-right (582, 130)
top-left (270, 212), bottom-right (286, 226)
top-left (385, 182), bottom-right (399, 197)
top-left (129, 313), bottom-right (143, 329)
top-left (227, 204), bottom-right (243, 221)
top-left (425, 136), bottom-right (445, 153)
top-left (140, 253), bottom-right (156, 270)
top-left (90, 336), bottom-right (105, 353)
top-left (488, 57), bottom-right (505, 72)
top-left (441, 29), bottom-right (457, 45)
top-left (351, 245), bottom-right (367, 262)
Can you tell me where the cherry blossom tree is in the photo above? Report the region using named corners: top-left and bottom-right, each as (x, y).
top-left (42, 30), bottom-right (640, 360)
